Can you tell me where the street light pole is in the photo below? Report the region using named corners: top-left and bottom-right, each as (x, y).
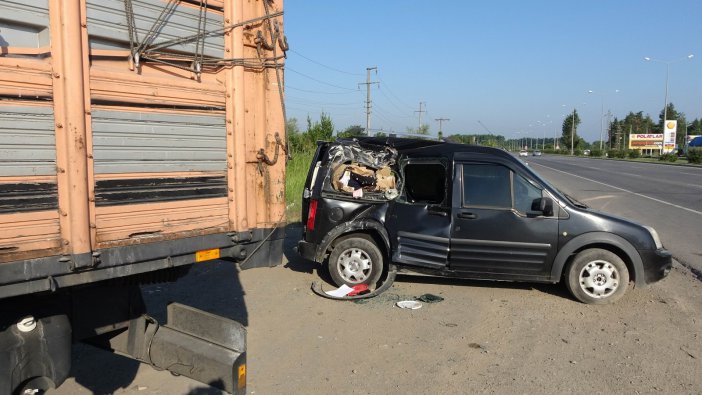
top-left (644, 54), bottom-right (694, 154)
top-left (571, 108), bottom-right (575, 155)
top-left (562, 104), bottom-right (580, 155)
top-left (588, 89), bottom-right (619, 151)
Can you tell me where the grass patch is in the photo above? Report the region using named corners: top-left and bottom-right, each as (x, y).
top-left (285, 149), bottom-right (315, 222)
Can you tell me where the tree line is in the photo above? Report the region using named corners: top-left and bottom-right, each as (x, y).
top-left (286, 103), bottom-right (702, 154)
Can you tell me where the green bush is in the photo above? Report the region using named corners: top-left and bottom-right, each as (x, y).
top-left (590, 149), bottom-right (603, 157)
top-left (659, 153), bottom-right (678, 162)
top-left (607, 150), bottom-right (626, 159)
top-left (574, 149), bottom-right (582, 156)
top-left (627, 150), bottom-right (640, 159)
top-left (687, 147), bottom-right (702, 164)
top-left (285, 148), bottom-right (316, 222)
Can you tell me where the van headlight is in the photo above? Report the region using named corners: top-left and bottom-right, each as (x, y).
top-left (644, 226), bottom-right (663, 249)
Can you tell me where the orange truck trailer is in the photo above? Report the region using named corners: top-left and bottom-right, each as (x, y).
top-left (0, 0), bottom-right (286, 393)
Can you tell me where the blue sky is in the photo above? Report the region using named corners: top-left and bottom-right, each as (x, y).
top-left (283, 1), bottom-right (701, 142)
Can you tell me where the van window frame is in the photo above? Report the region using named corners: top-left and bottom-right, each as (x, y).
top-left (398, 158), bottom-right (449, 206)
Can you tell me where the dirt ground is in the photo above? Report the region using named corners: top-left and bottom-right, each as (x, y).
top-left (50, 223), bottom-right (702, 395)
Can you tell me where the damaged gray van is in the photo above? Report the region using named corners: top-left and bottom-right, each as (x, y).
top-left (297, 137), bottom-right (672, 304)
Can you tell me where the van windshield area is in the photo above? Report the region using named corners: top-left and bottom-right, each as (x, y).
top-left (323, 141), bottom-right (401, 201)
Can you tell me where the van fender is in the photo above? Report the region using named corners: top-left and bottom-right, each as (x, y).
top-left (315, 219), bottom-right (391, 263)
top-left (550, 232), bottom-right (645, 286)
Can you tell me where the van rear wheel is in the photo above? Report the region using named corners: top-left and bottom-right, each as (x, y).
top-left (328, 236), bottom-right (383, 287)
top-left (566, 248), bottom-right (629, 304)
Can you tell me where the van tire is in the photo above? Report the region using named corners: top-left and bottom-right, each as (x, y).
top-left (328, 237), bottom-right (383, 287)
top-left (566, 248), bottom-right (629, 304)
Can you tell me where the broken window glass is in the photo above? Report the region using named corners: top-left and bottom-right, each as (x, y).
top-left (403, 163), bottom-right (446, 204)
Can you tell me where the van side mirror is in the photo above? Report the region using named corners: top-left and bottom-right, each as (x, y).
top-left (530, 197), bottom-right (554, 216)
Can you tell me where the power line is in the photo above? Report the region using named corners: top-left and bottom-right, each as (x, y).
top-left (377, 87), bottom-right (414, 116)
top-left (286, 67), bottom-right (357, 91)
top-left (477, 120), bottom-right (493, 134)
top-left (377, 77), bottom-right (415, 111)
top-left (373, 103), bottom-right (413, 120)
top-left (286, 95), bottom-right (359, 106)
top-left (289, 49), bottom-right (363, 76)
top-left (373, 110), bottom-right (397, 128)
top-left (285, 85), bottom-right (359, 95)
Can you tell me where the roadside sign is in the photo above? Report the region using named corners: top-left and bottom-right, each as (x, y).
top-left (629, 134), bottom-right (663, 150)
top-left (663, 120), bottom-right (677, 153)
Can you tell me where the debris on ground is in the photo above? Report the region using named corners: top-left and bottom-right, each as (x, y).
top-left (416, 293), bottom-right (444, 303)
top-left (396, 300), bottom-right (422, 309)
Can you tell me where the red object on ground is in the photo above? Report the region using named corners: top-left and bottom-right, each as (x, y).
top-left (347, 284), bottom-right (370, 296)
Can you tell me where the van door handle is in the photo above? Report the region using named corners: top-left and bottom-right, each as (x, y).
top-left (427, 206), bottom-right (448, 217)
top-left (458, 212), bottom-right (477, 219)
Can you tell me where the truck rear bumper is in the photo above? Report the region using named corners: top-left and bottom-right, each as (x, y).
top-left (0, 227), bottom-right (285, 300)
top-left (99, 303), bottom-right (247, 395)
top-left (149, 304), bottom-right (247, 395)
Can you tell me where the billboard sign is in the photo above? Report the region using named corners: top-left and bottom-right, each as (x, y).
top-left (629, 134), bottom-right (663, 150)
top-left (663, 120), bottom-right (677, 153)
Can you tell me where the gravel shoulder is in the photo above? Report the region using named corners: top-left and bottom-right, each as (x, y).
top-left (49, 223), bottom-right (702, 395)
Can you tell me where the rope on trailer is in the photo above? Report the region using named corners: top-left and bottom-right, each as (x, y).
top-left (262, 0), bottom-right (291, 161)
top-left (192, 0), bottom-right (208, 79)
top-left (256, 132), bottom-right (288, 175)
top-left (121, 1), bottom-right (285, 72)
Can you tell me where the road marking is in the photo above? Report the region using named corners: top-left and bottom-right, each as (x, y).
top-left (533, 162), bottom-right (702, 217)
top-left (616, 171), bottom-right (646, 179)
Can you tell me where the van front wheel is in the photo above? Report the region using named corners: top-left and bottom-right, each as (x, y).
top-left (328, 237), bottom-right (383, 287)
top-left (566, 248), bottom-right (630, 304)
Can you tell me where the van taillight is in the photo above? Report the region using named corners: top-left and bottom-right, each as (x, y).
top-left (307, 199), bottom-right (318, 231)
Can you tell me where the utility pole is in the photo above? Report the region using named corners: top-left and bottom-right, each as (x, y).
top-left (435, 118), bottom-right (449, 138)
top-left (415, 102), bottom-right (426, 131)
top-left (358, 67), bottom-right (379, 135)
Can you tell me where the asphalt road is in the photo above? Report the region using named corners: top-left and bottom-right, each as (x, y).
top-left (523, 154), bottom-right (702, 275)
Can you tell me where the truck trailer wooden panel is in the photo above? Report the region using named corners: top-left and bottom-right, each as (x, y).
top-left (0, 0), bottom-right (286, 393)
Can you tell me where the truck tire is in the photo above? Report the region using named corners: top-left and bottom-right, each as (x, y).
top-left (328, 236), bottom-right (383, 287)
top-left (566, 248), bottom-right (630, 304)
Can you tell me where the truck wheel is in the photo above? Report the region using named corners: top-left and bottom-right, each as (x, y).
top-left (566, 248), bottom-right (629, 304)
top-left (328, 236), bottom-right (383, 287)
